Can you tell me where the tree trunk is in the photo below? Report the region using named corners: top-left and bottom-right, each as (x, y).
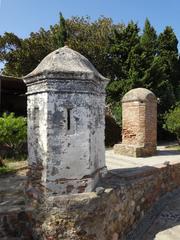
top-left (177, 136), bottom-right (180, 145)
top-left (0, 158), bottom-right (4, 167)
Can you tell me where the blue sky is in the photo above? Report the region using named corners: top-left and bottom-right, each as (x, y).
top-left (0, 0), bottom-right (179, 49)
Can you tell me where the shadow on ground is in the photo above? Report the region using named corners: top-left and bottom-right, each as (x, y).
top-left (142, 191), bottom-right (180, 240)
top-left (0, 167), bottom-right (33, 240)
top-left (157, 149), bottom-right (180, 156)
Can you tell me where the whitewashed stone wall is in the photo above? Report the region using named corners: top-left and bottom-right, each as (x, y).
top-left (24, 47), bottom-right (109, 197)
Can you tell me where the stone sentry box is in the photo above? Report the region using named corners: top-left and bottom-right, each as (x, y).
top-left (114, 88), bottom-right (157, 157)
top-left (23, 46), bottom-right (109, 197)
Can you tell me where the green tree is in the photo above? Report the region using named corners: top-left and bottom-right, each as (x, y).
top-left (139, 23), bottom-right (179, 139)
top-left (0, 29), bottom-right (55, 76)
top-left (107, 21), bottom-right (141, 102)
top-left (106, 21), bottom-right (142, 122)
top-left (157, 26), bottom-right (179, 104)
top-left (175, 58), bottom-right (180, 100)
top-left (66, 16), bottom-right (121, 78)
top-left (0, 16), bottom-right (180, 141)
top-left (0, 16), bottom-right (118, 77)
top-left (0, 32), bottom-right (23, 76)
top-left (139, 22), bottom-right (176, 115)
top-left (141, 19), bottom-right (157, 58)
top-left (140, 19), bottom-right (158, 87)
top-left (0, 113), bottom-right (27, 157)
top-left (164, 104), bottom-right (180, 144)
top-left (54, 12), bottom-right (67, 48)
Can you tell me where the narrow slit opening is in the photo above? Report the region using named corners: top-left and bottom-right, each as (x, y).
top-left (67, 109), bottom-right (71, 131)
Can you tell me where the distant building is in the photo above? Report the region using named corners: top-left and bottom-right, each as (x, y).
top-left (0, 75), bottom-right (27, 116)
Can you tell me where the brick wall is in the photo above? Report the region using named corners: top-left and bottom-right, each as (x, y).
top-left (114, 88), bottom-right (157, 157)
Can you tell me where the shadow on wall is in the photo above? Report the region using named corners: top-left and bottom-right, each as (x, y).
top-left (0, 75), bottom-right (27, 116)
top-left (105, 115), bottom-right (121, 147)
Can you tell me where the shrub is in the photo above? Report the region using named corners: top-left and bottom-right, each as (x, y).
top-left (163, 104), bottom-right (180, 144)
top-left (0, 113), bottom-right (27, 158)
top-left (111, 103), bottom-right (122, 127)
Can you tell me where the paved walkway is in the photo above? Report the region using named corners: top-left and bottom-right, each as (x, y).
top-left (106, 145), bottom-right (180, 240)
top-left (106, 145), bottom-right (180, 170)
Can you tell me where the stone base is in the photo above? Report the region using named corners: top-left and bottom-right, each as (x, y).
top-left (113, 144), bottom-right (156, 157)
top-left (26, 166), bottom-right (107, 200)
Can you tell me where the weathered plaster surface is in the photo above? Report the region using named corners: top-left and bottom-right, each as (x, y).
top-left (24, 47), bottom-right (109, 196)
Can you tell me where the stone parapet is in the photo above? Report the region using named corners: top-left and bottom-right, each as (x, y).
top-left (1, 158), bottom-right (180, 239)
top-left (30, 161), bottom-right (180, 240)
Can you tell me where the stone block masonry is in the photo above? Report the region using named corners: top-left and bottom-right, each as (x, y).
top-left (0, 154), bottom-right (180, 239)
top-left (29, 161), bottom-right (180, 240)
top-left (114, 88), bottom-right (157, 157)
top-left (23, 46), bottom-right (109, 198)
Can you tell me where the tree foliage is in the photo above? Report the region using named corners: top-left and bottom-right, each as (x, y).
top-left (66, 16), bottom-right (123, 77)
top-left (54, 12), bottom-right (67, 48)
top-left (0, 15), bottom-right (179, 139)
top-left (164, 104), bottom-right (180, 144)
top-left (0, 29), bottom-right (55, 76)
top-left (0, 113), bottom-right (27, 157)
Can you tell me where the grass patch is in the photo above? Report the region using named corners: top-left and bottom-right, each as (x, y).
top-left (0, 165), bottom-right (14, 174)
top-left (171, 145), bottom-right (180, 151)
top-left (0, 159), bottom-right (27, 175)
top-left (165, 145), bottom-right (180, 151)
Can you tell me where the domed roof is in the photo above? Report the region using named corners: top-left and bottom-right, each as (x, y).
top-left (122, 88), bottom-right (156, 103)
top-left (24, 46), bottom-right (108, 83)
